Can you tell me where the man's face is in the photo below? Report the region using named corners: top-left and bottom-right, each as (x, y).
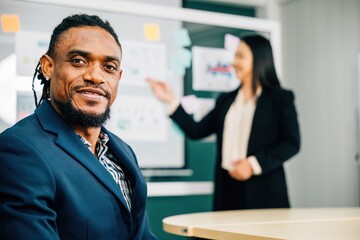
top-left (42, 26), bottom-right (122, 127)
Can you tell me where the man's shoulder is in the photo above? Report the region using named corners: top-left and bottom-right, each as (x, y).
top-left (0, 114), bottom-right (45, 154)
top-left (0, 114), bottom-right (38, 139)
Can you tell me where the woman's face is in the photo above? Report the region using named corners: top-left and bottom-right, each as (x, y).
top-left (232, 41), bottom-right (253, 84)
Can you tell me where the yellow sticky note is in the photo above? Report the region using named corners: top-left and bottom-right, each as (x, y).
top-left (1, 14), bottom-right (20, 33)
top-left (144, 23), bottom-right (160, 41)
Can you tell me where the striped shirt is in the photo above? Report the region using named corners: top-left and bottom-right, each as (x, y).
top-left (79, 132), bottom-right (133, 210)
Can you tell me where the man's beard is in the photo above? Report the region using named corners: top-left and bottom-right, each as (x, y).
top-left (53, 99), bottom-right (110, 128)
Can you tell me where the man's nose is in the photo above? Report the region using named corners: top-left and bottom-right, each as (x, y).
top-left (84, 63), bottom-right (105, 84)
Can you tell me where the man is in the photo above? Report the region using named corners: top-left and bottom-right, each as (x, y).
top-left (0, 14), bottom-right (157, 240)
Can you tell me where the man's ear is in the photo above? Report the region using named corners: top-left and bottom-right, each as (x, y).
top-left (40, 55), bottom-right (54, 81)
top-left (118, 69), bottom-right (123, 82)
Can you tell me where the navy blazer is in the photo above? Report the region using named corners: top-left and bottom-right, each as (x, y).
top-left (0, 101), bottom-right (157, 240)
top-left (171, 86), bottom-right (300, 210)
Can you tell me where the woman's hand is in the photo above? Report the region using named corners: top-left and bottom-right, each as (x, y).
top-left (229, 159), bottom-right (254, 181)
top-left (146, 78), bottom-right (176, 104)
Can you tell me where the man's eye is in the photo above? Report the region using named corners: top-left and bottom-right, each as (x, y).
top-left (70, 58), bottom-right (85, 64)
top-left (104, 64), bottom-right (117, 71)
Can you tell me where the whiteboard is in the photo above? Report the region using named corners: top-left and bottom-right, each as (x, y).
top-left (2, 0), bottom-right (281, 170)
top-left (0, 0), bottom-right (184, 168)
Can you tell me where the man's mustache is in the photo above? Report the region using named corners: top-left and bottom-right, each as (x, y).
top-left (72, 84), bottom-right (111, 99)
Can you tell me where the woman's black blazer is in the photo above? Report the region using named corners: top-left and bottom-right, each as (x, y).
top-left (170, 86), bottom-right (300, 210)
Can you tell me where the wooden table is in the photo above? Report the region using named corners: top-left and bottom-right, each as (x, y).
top-left (163, 208), bottom-right (360, 239)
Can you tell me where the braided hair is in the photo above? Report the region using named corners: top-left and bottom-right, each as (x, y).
top-left (32, 14), bottom-right (121, 107)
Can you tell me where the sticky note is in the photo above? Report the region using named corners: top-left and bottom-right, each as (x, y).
top-left (175, 48), bottom-right (192, 68)
top-left (224, 33), bottom-right (240, 53)
top-left (1, 14), bottom-right (20, 33)
top-left (144, 23), bottom-right (160, 41)
top-left (170, 57), bottom-right (185, 76)
top-left (174, 28), bottom-right (191, 47)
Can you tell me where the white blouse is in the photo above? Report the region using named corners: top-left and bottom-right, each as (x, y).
top-left (222, 87), bottom-right (262, 175)
top-left (168, 88), bottom-right (263, 175)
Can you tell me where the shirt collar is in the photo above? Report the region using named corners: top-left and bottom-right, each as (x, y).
top-left (236, 85), bottom-right (263, 103)
top-left (78, 131), bottom-right (109, 149)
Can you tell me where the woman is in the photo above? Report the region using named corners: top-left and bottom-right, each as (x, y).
top-left (147, 34), bottom-right (300, 210)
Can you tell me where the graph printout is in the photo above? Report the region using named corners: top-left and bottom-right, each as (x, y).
top-left (192, 46), bottom-right (239, 92)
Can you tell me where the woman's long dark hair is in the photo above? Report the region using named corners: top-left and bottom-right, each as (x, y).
top-left (241, 34), bottom-right (281, 94)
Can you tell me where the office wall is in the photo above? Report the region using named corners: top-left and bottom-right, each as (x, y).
top-left (280, 0), bottom-right (360, 207)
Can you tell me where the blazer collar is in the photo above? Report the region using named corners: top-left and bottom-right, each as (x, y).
top-left (246, 87), bottom-right (269, 154)
top-left (35, 101), bottom-right (132, 212)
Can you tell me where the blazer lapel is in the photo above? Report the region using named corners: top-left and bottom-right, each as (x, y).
top-left (35, 101), bottom-right (130, 212)
top-left (247, 88), bottom-right (267, 154)
top-left (103, 129), bottom-right (137, 185)
top-left (104, 129), bottom-right (148, 211)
